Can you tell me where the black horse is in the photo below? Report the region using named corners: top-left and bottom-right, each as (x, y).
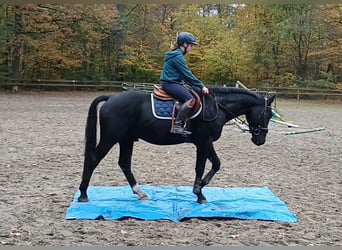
top-left (78, 87), bottom-right (275, 204)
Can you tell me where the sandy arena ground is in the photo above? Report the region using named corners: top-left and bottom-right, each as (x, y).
top-left (0, 91), bottom-right (341, 246)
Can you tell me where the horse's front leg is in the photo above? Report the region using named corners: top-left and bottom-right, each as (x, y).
top-left (200, 146), bottom-right (220, 189)
top-left (193, 143), bottom-right (210, 204)
top-left (193, 140), bottom-right (220, 204)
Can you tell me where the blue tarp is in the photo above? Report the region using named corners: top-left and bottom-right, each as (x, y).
top-left (65, 185), bottom-right (297, 223)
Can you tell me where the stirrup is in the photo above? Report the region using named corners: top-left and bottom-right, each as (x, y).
top-left (171, 125), bottom-right (192, 135)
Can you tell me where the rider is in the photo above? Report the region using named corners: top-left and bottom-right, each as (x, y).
top-left (160, 32), bottom-right (209, 135)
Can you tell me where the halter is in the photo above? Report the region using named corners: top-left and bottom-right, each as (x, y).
top-left (216, 96), bottom-right (272, 136)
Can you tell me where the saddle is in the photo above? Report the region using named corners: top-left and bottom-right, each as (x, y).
top-left (151, 85), bottom-right (202, 120)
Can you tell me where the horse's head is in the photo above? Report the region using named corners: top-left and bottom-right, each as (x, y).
top-left (245, 94), bottom-right (275, 146)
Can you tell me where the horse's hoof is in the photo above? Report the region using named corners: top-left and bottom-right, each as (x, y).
top-left (198, 199), bottom-right (207, 204)
top-left (139, 195), bottom-right (149, 200)
top-left (78, 196), bottom-right (89, 202)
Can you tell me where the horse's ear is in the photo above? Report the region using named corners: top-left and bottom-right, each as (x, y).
top-left (267, 94), bottom-right (276, 105)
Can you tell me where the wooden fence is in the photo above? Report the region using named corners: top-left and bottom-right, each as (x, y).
top-left (0, 79), bottom-right (126, 92)
top-left (1, 79), bottom-right (341, 101)
top-left (235, 81), bottom-right (342, 101)
top-left (262, 86), bottom-right (342, 100)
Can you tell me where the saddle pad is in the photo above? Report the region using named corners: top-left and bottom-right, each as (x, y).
top-left (151, 95), bottom-right (175, 119)
top-left (65, 185), bottom-right (297, 223)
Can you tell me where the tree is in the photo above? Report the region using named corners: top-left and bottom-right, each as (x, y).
top-left (275, 4), bottom-right (322, 82)
top-left (0, 5), bottom-right (14, 78)
top-left (0, 4), bottom-right (341, 86)
top-left (173, 5), bottom-right (227, 84)
top-left (308, 4), bottom-right (342, 83)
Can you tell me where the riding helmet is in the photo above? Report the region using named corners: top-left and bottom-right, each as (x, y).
top-left (176, 32), bottom-right (198, 45)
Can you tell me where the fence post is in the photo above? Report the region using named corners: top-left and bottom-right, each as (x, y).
top-left (297, 88), bottom-right (300, 100)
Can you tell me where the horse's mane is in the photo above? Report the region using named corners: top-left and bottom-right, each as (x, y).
top-left (209, 87), bottom-right (263, 100)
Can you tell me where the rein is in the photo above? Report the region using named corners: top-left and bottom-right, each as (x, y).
top-left (215, 99), bottom-right (247, 125)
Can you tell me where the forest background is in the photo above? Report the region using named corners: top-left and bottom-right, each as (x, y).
top-left (0, 4), bottom-right (341, 89)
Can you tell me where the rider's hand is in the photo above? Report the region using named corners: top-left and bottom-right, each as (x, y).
top-left (202, 86), bottom-right (209, 95)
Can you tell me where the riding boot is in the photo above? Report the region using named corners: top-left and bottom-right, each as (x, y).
top-left (171, 102), bottom-right (193, 135)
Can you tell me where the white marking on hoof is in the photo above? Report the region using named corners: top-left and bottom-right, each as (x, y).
top-left (132, 184), bottom-right (149, 200)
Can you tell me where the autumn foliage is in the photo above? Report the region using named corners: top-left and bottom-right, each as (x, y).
top-left (0, 4), bottom-right (341, 88)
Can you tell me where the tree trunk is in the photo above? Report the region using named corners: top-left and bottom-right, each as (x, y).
top-left (12, 5), bottom-right (22, 80)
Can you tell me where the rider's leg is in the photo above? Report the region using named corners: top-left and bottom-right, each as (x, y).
top-left (172, 99), bottom-right (195, 135)
top-left (161, 83), bottom-right (196, 135)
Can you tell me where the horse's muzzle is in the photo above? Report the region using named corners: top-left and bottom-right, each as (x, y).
top-left (251, 136), bottom-right (266, 146)
top-left (249, 125), bottom-right (268, 145)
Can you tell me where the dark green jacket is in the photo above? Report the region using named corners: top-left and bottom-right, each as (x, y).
top-left (160, 49), bottom-right (204, 89)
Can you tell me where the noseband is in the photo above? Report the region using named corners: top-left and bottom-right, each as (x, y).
top-left (249, 124), bottom-right (268, 136)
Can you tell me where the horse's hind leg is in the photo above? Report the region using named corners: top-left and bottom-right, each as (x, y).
top-left (78, 140), bottom-right (115, 202)
top-left (119, 140), bottom-right (148, 200)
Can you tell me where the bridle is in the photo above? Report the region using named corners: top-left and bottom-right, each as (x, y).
top-left (216, 96), bottom-right (272, 136)
top-left (247, 97), bottom-right (273, 136)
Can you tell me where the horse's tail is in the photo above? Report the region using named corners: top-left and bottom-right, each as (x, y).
top-left (84, 95), bottom-right (110, 159)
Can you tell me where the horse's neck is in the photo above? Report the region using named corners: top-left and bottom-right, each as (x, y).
top-left (219, 92), bottom-right (262, 119)
top-left (226, 102), bottom-right (249, 118)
